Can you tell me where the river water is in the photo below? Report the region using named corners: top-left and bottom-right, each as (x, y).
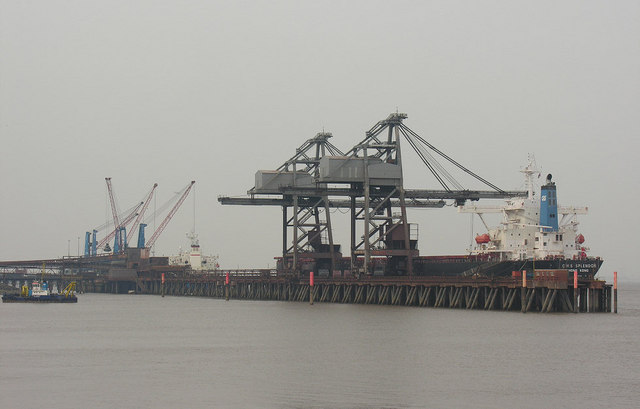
top-left (2, 284), bottom-right (639, 408)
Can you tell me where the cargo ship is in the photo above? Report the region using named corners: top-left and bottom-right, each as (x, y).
top-left (454, 160), bottom-right (602, 278)
top-left (2, 281), bottom-right (78, 303)
top-left (277, 160), bottom-right (602, 279)
top-left (169, 232), bottom-right (220, 272)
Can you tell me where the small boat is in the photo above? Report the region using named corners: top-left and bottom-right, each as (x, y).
top-left (2, 281), bottom-right (78, 303)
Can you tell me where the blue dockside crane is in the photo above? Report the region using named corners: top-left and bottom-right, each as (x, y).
top-left (113, 226), bottom-right (127, 253)
top-left (113, 229), bottom-right (120, 254)
top-left (84, 232), bottom-right (91, 257)
top-left (137, 223), bottom-right (147, 248)
top-left (127, 184), bottom-right (157, 248)
top-left (83, 229), bottom-right (99, 257)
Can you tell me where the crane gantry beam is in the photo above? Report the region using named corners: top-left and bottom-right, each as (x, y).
top-left (245, 187), bottom-right (525, 201)
top-left (219, 196), bottom-right (446, 208)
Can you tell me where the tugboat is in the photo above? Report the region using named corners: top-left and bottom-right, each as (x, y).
top-left (2, 281), bottom-right (78, 303)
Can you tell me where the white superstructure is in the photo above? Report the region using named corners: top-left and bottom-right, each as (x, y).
top-left (30, 281), bottom-right (49, 297)
top-left (459, 158), bottom-right (589, 261)
top-left (169, 232), bottom-right (220, 272)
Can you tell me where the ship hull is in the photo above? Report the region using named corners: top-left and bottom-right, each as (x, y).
top-left (412, 257), bottom-right (603, 278)
top-left (2, 294), bottom-right (78, 303)
top-left (294, 255), bottom-right (604, 279)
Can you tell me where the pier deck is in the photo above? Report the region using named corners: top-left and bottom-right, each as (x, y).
top-left (143, 274), bottom-right (611, 313)
top-left (1, 265), bottom-right (612, 313)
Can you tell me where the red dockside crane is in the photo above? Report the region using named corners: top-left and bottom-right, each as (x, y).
top-left (145, 181), bottom-right (196, 250)
top-left (127, 183), bottom-right (158, 245)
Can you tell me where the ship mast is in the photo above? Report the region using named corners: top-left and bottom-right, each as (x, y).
top-left (520, 155), bottom-right (540, 200)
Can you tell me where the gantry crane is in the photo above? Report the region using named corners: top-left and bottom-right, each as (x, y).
top-left (219, 113), bottom-right (527, 277)
top-left (248, 132), bottom-right (345, 274)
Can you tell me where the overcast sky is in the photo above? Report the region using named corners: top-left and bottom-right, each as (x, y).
top-left (1, 0), bottom-right (638, 282)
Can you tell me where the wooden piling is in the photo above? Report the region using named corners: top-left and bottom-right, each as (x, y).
top-left (521, 270), bottom-right (527, 313)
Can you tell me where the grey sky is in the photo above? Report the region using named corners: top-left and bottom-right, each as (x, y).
top-left (1, 0), bottom-right (638, 282)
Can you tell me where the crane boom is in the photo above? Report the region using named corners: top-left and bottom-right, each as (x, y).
top-left (105, 177), bottom-right (125, 252)
top-left (105, 178), bottom-right (121, 229)
top-left (97, 202), bottom-right (143, 250)
top-left (127, 183), bottom-right (158, 245)
top-left (146, 181), bottom-right (195, 249)
top-left (93, 201), bottom-right (142, 232)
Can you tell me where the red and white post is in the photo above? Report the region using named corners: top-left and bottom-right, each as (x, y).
top-left (225, 272), bottom-right (230, 301)
top-left (614, 271), bottom-right (618, 314)
top-left (309, 271), bottom-right (314, 305)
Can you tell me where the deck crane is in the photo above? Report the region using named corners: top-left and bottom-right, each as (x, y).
top-left (126, 183), bottom-right (158, 247)
top-left (144, 181), bottom-right (195, 250)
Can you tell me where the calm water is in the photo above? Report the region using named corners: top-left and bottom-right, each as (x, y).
top-left (2, 284), bottom-right (639, 408)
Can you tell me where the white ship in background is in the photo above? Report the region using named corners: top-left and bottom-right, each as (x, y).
top-left (169, 232), bottom-right (219, 272)
top-left (459, 158), bottom-right (591, 262)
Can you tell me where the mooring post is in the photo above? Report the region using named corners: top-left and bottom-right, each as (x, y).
top-left (572, 270), bottom-right (578, 313)
top-left (161, 273), bottom-right (165, 297)
top-left (614, 271), bottom-right (618, 314)
top-left (310, 271), bottom-right (314, 305)
top-left (521, 270), bottom-right (527, 313)
top-left (225, 272), bottom-right (230, 301)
